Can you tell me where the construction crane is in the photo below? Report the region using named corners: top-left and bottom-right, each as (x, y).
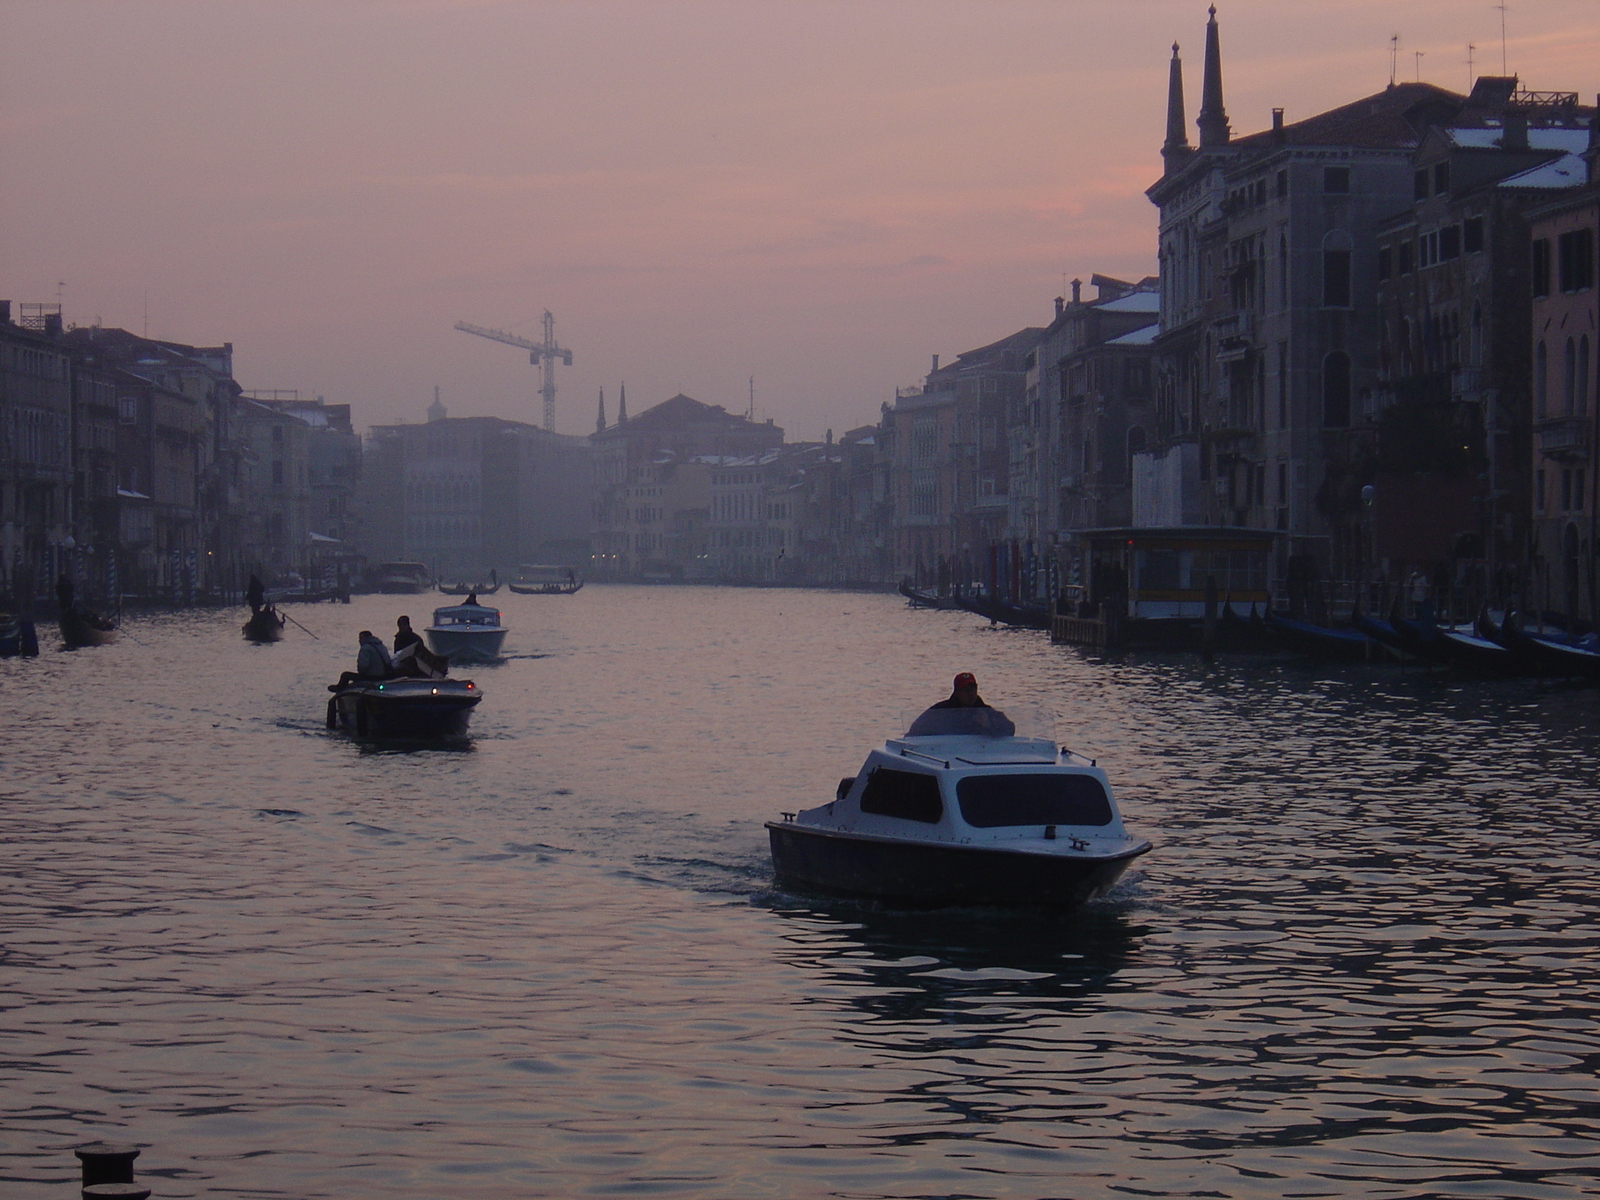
top-left (454, 310), bottom-right (572, 432)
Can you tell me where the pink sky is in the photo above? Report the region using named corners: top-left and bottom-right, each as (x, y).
top-left (3, 0), bottom-right (1597, 440)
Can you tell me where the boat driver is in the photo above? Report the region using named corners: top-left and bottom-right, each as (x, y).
top-left (907, 672), bottom-right (1016, 737)
top-left (393, 615), bottom-right (422, 654)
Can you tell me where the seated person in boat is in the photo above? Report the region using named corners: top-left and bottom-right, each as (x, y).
top-left (907, 672), bottom-right (1016, 738)
top-left (332, 630), bottom-right (396, 690)
top-left (393, 615), bottom-right (422, 654)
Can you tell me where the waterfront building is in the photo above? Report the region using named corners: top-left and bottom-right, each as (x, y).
top-left (236, 397), bottom-right (314, 585)
top-left (886, 328), bottom-right (1040, 584)
top-left (1146, 8), bottom-right (1487, 598)
top-left (1011, 277), bottom-right (1160, 571)
top-left (1526, 125), bottom-right (1600, 623)
top-left (361, 406), bottom-right (590, 581)
top-left (1361, 80), bottom-right (1593, 604)
top-left (62, 324), bottom-right (246, 600)
top-left (0, 303), bottom-right (73, 604)
top-left (589, 392), bottom-right (783, 579)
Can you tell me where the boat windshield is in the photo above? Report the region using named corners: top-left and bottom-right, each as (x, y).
top-left (898, 701), bottom-right (1050, 741)
top-left (956, 774), bottom-right (1112, 827)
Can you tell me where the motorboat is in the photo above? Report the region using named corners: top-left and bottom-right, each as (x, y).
top-left (326, 678), bottom-right (482, 739)
top-left (374, 561), bottom-right (432, 595)
top-left (767, 705), bottom-right (1151, 908)
top-left (508, 564), bottom-right (583, 595)
top-left (242, 605), bottom-right (286, 642)
top-left (425, 598), bottom-right (508, 662)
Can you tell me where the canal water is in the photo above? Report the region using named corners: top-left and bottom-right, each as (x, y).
top-left (3, 586), bottom-right (1599, 1199)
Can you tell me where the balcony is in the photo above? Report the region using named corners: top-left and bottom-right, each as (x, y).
top-left (1214, 311), bottom-right (1255, 362)
top-left (1536, 416), bottom-right (1590, 459)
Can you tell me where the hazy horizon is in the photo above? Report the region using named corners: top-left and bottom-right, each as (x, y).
top-left (4, 0), bottom-right (1597, 441)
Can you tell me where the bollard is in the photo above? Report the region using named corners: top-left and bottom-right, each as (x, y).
top-left (75, 1144), bottom-right (140, 1186)
top-left (84, 1185), bottom-right (152, 1200)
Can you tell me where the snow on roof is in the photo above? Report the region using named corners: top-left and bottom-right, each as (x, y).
top-left (1107, 323), bottom-right (1160, 347)
top-left (1448, 127), bottom-right (1592, 153)
top-left (1096, 291), bottom-right (1161, 313)
top-left (1499, 153), bottom-right (1589, 189)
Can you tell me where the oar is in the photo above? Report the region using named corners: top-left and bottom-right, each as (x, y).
top-left (281, 611), bottom-right (320, 639)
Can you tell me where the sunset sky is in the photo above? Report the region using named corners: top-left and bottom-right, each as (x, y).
top-left (4, 0), bottom-right (1598, 441)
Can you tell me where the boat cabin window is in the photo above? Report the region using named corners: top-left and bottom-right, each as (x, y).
top-left (859, 768), bottom-right (943, 823)
top-left (956, 774), bottom-right (1112, 828)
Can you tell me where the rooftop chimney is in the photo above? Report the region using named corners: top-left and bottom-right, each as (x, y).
top-left (931, 353), bottom-right (940, 373)
top-left (1071, 278), bottom-right (1082, 303)
top-left (1161, 43), bottom-right (1192, 174)
top-left (1054, 296), bottom-right (1065, 317)
top-left (43, 312), bottom-right (63, 338)
top-left (0, 300), bottom-right (10, 325)
top-left (1272, 108), bottom-right (1285, 144)
top-left (1503, 108), bottom-right (1528, 151)
top-left (1197, 6), bottom-right (1230, 148)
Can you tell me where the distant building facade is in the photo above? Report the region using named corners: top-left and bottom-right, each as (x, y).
top-left (589, 392), bottom-right (784, 579)
top-left (361, 409), bottom-right (590, 580)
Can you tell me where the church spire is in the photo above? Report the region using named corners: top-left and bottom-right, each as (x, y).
top-left (1161, 42), bottom-right (1191, 173)
top-left (1197, 5), bottom-right (1230, 148)
top-left (617, 382), bottom-right (628, 424)
top-left (595, 387), bottom-right (607, 434)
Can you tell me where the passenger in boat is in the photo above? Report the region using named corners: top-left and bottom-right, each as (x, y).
top-left (393, 615), bottom-right (422, 654)
top-left (331, 630), bottom-right (396, 691)
top-left (906, 672), bottom-right (1016, 737)
top-left (464, 592), bottom-right (478, 606)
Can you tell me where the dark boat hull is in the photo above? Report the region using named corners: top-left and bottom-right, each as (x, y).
top-left (242, 609), bottom-right (286, 642)
top-left (330, 686), bottom-right (480, 738)
top-left (59, 608), bottom-right (117, 649)
top-left (954, 594), bottom-right (1052, 630)
top-left (767, 821), bottom-right (1150, 909)
top-left (897, 581), bottom-right (956, 610)
top-left (439, 583), bottom-right (501, 596)
top-left (1496, 612), bottom-right (1600, 680)
top-left (508, 581), bottom-right (582, 595)
top-left (1265, 612), bottom-right (1370, 661)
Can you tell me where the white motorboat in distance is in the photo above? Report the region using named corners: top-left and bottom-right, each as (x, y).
top-left (768, 706), bottom-right (1151, 908)
top-left (425, 598), bottom-right (508, 663)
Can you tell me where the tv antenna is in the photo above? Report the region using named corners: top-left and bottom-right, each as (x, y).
top-left (1390, 34), bottom-right (1399, 88)
top-left (1495, 3), bottom-right (1508, 75)
top-left (1414, 50), bottom-right (1425, 83)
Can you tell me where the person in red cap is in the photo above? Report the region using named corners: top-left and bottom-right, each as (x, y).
top-left (907, 672), bottom-right (1015, 736)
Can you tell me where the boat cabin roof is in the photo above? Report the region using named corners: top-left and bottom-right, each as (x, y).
top-left (432, 603), bottom-right (501, 624)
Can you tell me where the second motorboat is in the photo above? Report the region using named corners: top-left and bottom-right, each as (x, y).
top-left (425, 596), bottom-right (508, 663)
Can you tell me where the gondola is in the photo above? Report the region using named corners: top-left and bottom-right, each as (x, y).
top-left (59, 606), bottom-right (117, 649)
top-left (242, 605), bottom-right (286, 642)
top-left (1263, 611), bottom-right (1370, 661)
top-left (898, 580), bottom-right (957, 610)
top-left (953, 593), bottom-right (1052, 631)
top-left (507, 580), bottom-right (582, 595)
top-left (438, 582), bottom-right (501, 596)
top-left (1491, 609), bottom-right (1600, 681)
top-left (1383, 600), bottom-right (1452, 664)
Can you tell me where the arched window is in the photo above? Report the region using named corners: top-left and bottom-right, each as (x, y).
top-left (1323, 352), bottom-right (1351, 427)
top-left (1535, 341), bottom-right (1548, 417)
top-left (1580, 336), bottom-right (1591, 416)
top-left (1565, 338), bottom-right (1577, 414)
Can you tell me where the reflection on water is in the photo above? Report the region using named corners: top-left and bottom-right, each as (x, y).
top-left (3, 586), bottom-right (1599, 1198)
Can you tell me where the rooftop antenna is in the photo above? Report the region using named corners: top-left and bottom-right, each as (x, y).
top-left (1414, 50), bottom-right (1425, 83)
top-left (747, 376), bottom-right (755, 421)
top-left (1466, 43), bottom-right (1476, 91)
top-left (1390, 34), bottom-right (1399, 88)
top-left (1495, 2), bottom-right (1508, 75)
